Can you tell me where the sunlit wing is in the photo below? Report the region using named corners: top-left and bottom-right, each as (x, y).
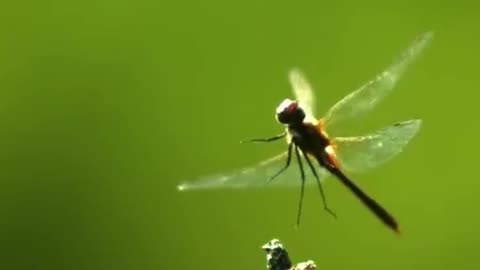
top-left (333, 119), bottom-right (422, 172)
top-left (177, 152), bottom-right (329, 191)
top-left (288, 68), bottom-right (318, 124)
top-left (322, 32), bottom-right (433, 128)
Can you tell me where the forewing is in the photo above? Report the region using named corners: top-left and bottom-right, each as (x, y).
top-left (289, 68), bottom-right (318, 123)
top-left (177, 152), bottom-right (329, 191)
top-left (333, 119), bottom-right (422, 172)
top-left (323, 32), bottom-right (433, 128)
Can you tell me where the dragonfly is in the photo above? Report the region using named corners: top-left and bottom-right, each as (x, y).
top-left (177, 32), bottom-right (433, 233)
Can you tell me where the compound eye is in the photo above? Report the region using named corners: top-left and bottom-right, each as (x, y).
top-left (276, 99), bottom-right (298, 124)
top-left (276, 99), bottom-right (297, 115)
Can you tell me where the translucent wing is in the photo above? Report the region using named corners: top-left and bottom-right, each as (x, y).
top-left (177, 152), bottom-right (329, 191)
top-left (333, 119), bottom-right (422, 172)
top-left (289, 68), bottom-right (318, 123)
top-left (323, 32), bottom-right (433, 128)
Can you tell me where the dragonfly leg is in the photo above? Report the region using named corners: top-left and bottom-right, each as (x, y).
top-left (241, 132), bottom-right (286, 143)
top-left (302, 152), bottom-right (337, 219)
top-left (294, 146), bottom-right (306, 227)
top-left (267, 143), bottom-right (293, 183)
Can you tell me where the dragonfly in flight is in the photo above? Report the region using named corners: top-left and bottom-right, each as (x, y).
top-left (177, 32), bottom-right (433, 233)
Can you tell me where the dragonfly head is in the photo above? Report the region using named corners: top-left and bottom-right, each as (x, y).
top-left (276, 99), bottom-right (305, 125)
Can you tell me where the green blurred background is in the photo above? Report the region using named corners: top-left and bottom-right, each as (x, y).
top-left (0, 0), bottom-right (478, 269)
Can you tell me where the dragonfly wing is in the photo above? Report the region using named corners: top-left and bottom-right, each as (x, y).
top-left (323, 32), bottom-right (433, 128)
top-left (333, 119), bottom-right (422, 173)
top-left (177, 152), bottom-right (329, 191)
top-left (289, 68), bottom-right (318, 123)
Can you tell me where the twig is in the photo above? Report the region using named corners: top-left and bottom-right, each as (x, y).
top-left (262, 239), bottom-right (316, 270)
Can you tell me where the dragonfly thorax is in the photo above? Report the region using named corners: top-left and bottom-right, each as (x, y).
top-left (276, 99), bottom-right (305, 125)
